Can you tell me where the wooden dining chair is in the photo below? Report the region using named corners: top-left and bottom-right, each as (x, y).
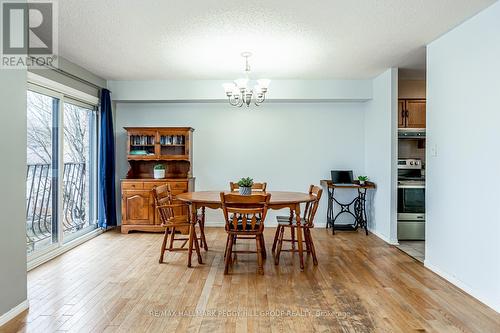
top-left (272, 185), bottom-right (323, 266)
top-left (220, 192), bottom-right (271, 275)
top-left (152, 184), bottom-right (202, 267)
top-left (228, 181), bottom-right (267, 234)
top-left (229, 181), bottom-right (267, 192)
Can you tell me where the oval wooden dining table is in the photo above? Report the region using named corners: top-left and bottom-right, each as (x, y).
top-left (176, 191), bottom-right (317, 270)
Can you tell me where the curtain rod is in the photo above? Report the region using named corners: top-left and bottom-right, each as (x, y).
top-left (47, 64), bottom-right (107, 91)
top-left (30, 56), bottom-right (108, 92)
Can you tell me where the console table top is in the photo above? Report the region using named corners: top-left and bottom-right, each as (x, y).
top-left (320, 179), bottom-right (376, 189)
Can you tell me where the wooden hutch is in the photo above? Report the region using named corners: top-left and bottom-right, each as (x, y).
top-left (121, 127), bottom-right (195, 233)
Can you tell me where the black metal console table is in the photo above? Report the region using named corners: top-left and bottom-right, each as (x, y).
top-left (320, 180), bottom-right (376, 235)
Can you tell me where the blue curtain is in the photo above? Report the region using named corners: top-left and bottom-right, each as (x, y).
top-left (98, 89), bottom-right (117, 228)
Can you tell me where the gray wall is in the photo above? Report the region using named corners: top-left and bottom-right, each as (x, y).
top-left (0, 69), bottom-right (28, 316)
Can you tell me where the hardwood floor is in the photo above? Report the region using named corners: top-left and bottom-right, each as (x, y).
top-left (2, 228), bottom-right (499, 333)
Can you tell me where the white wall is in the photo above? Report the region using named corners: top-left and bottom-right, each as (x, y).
top-left (115, 102), bottom-right (367, 225)
top-left (108, 79), bottom-right (372, 102)
top-left (364, 69), bottom-right (398, 244)
top-left (426, 1), bottom-right (500, 312)
top-left (0, 69), bottom-right (28, 319)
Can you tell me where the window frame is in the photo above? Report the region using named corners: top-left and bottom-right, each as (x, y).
top-left (26, 73), bottom-right (101, 267)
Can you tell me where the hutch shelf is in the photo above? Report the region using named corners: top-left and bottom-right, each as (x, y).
top-left (121, 127), bottom-right (195, 234)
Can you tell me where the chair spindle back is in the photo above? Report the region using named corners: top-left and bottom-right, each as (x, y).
top-left (152, 184), bottom-right (174, 223)
top-left (220, 193), bottom-right (271, 232)
top-left (302, 185), bottom-right (323, 227)
top-left (229, 182), bottom-right (267, 192)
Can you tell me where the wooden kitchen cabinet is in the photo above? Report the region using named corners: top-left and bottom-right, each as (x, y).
top-left (406, 100), bottom-right (426, 128)
top-left (398, 100), bottom-right (406, 127)
top-left (399, 99), bottom-right (426, 128)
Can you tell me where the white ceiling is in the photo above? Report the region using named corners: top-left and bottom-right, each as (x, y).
top-left (58, 0), bottom-right (496, 80)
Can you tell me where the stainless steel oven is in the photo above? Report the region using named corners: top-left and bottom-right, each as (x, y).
top-left (398, 182), bottom-right (425, 218)
top-left (397, 159), bottom-right (425, 240)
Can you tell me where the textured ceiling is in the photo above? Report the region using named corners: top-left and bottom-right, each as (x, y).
top-left (58, 0), bottom-right (496, 80)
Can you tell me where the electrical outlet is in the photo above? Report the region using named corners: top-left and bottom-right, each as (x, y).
top-left (430, 144), bottom-right (438, 157)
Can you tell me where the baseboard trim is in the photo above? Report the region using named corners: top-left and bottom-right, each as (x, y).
top-left (204, 221), bottom-right (225, 227)
top-left (368, 228), bottom-right (399, 245)
top-left (204, 221), bottom-right (301, 228)
top-left (0, 300), bottom-right (29, 327)
top-left (424, 260), bottom-right (500, 314)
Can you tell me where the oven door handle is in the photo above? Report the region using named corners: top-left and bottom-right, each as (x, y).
top-left (398, 184), bottom-right (425, 189)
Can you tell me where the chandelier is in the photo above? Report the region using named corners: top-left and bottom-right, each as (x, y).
top-left (222, 52), bottom-right (270, 107)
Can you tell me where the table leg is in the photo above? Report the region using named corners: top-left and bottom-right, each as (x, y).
top-left (358, 188), bottom-right (368, 236)
top-left (329, 187), bottom-right (336, 235)
top-left (188, 203), bottom-right (198, 267)
top-left (326, 188), bottom-right (331, 229)
top-left (199, 206), bottom-right (208, 251)
top-left (331, 189), bottom-right (360, 233)
top-left (187, 223), bottom-right (194, 268)
top-left (295, 203), bottom-right (304, 271)
top-left (192, 223), bottom-right (203, 264)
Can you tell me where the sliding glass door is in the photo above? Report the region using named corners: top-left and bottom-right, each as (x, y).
top-left (62, 101), bottom-right (98, 243)
top-left (27, 85), bottom-right (98, 257)
top-left (26, 90), bottom-right (59, 254)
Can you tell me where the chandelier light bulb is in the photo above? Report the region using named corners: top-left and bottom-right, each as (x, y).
top-left (222, 83), bottom-right (235, 95)
top-left (223, 52), bottom-right (270, 107)
top-left (257, 79), bottom-right (271, 89)
top-left (234, 78), bottom-right (249, 89)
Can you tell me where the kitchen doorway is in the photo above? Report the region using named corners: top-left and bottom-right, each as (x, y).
top-left (396, 70), bottom-right (426, 263)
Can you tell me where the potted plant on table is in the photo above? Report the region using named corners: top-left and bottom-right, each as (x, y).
top-left (358, 175), bottom-right (369, 185)
top-left (237, 177), bottom-right (254, 195)
top-left (153, 164), bottom-right (166, 179)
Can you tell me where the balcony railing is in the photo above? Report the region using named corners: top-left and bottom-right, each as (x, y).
top-left (26, 162), bottom-right (90, 252)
